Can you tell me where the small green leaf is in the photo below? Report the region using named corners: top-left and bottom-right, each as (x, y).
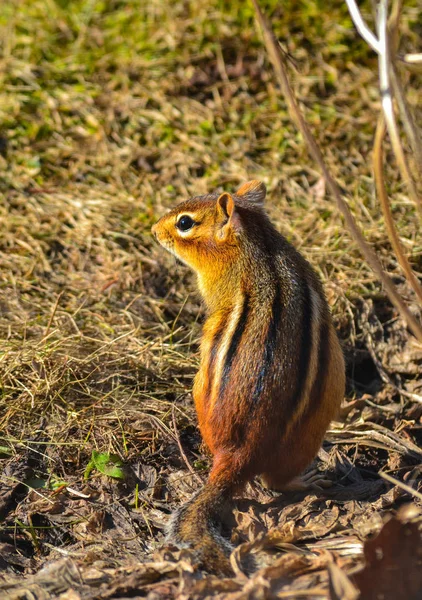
top-left (85, 450), bottom-right (125, 480)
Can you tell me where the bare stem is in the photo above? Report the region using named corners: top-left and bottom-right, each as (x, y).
top-left (400, 52), bottom-right (422, 67)
top-left (344, 0), bottom-right (381, 53)
top-left (377, 0), bottom-right (422, 218)
top-left (389, 65), bottom-right (422, 172)
top-left (387, 0), bottom-right (422, 172)
top-left (373, 117), bottom-right (422, 307)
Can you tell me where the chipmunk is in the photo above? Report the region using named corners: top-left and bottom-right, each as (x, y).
top-left (151, 180), bottom-right (345, 575)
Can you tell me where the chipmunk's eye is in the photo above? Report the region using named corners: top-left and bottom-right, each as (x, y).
top-left (176, 215), bottom-right (195, 232)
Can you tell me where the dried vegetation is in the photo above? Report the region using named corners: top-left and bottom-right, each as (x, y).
top-left (0, 0), bottom-right (421, 598)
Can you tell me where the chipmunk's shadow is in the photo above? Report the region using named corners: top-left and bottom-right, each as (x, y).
top-left (226, 466), bottom-right (387, 538)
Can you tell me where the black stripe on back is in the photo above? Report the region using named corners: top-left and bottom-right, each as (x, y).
top-left (250, 283), bottom-right (283, 406)
top-left (204, 319), bottom-right (227, 401)
top-left (306, 320), bottom-right (330, 418)
top-left (289, 282), bottom-right (313, 411)
top-left (218, 293), bottom-right (250, 400)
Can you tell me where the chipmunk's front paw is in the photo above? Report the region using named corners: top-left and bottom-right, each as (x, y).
top-left (284, 468), bottom-right (332, 492)
top-left (262, 467), bottom-right (332, 493)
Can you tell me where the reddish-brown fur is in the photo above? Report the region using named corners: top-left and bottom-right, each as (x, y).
top-left (152, 181), bottom-right (345, 574)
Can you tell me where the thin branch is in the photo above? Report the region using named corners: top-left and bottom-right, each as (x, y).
top-left (389, 65), bottom-right (422, 171)
top-left (251, 0), bottom-right (422, 343)
top-left (376, 0), bottom-right (422, 171)
top-left (377, 0), bottom-right (422, 218)
top-left (373, 117), bottom-right (422, 306)
top-left (374, 0), bottom-right (422, 304)
top-left (344, 0), bottom-right (422, 199)
top-left (379, 470), bottom-right (422, 502)
top-left (43, 292), bottom-right (63, 340)
top-left (172, 405), bottom-right (203, 484)
top-left (344, 0), bottom-right (381, 53)
top-left (387, 0), bottom-right (422, 172)
top-left (386, 0), bottom-right (402, 50)
top-left (401, 52), bottom-right (422, 65)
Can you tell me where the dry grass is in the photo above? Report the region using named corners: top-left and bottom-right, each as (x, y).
top-left (0, 0), bottom-right (421, 598)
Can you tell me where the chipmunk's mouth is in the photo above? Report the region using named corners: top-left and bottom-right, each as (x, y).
top-left (151, 229), bottom-right (177, 255)
top-left (151, 226), bottom-right (166, 246)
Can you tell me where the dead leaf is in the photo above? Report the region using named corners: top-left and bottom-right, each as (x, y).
top-left (353, 511), bottom-right (422, 599)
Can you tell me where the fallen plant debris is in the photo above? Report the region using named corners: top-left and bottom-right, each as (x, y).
top-left (353, 504), bottom-right (422, 600)
top-left (0, 0), bottom-right (421, 598)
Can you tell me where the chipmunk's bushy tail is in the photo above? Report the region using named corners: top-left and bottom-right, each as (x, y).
top-left (166, 480), bottom-right (235, 575)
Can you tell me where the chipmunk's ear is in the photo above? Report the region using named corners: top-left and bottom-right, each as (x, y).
top-left (216, 192), bottom-right (240, 241)
top-left (236, 180), bottom-right (266, 205)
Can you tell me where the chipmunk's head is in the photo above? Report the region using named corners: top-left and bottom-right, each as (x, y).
top-left (151, 181), bottom-right (267, 274)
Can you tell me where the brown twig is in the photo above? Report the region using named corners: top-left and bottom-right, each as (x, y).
top-left (171, 405), bottom-right (203, 484)
top-left (251, 0), bottom-right (422, 343)
top-left (389, 65), bottom-right (422, 172)
top-left (387, 0), bottom-right (422, 176)
top-left (379, 471), bottom-right (422, 502)
top-left (43, 292), bottom-right (63, 340)
top-left (374, 118), bottom-right (422, 305)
